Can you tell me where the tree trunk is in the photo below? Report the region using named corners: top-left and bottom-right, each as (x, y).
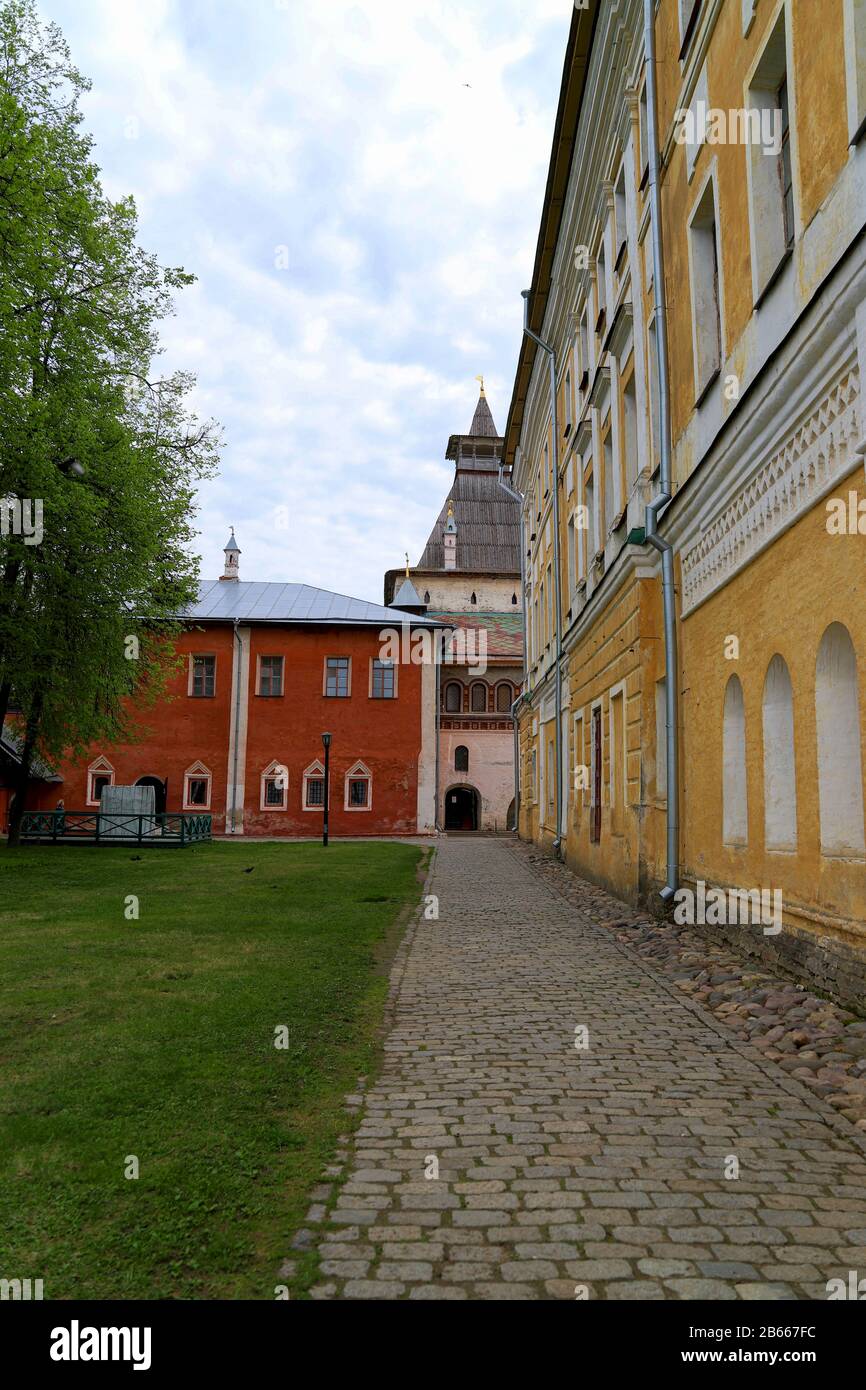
top-left (0, 679), bottom-right (10, 742)
top-left (6, 703), bottom-right (40, 847)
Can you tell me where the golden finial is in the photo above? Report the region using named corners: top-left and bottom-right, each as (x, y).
top-left (405, 551), bottom-right (410, 577)
top-left (475, 374), bottom-right (485, 397)
top-left (447, 500), bottom-right (455, 519)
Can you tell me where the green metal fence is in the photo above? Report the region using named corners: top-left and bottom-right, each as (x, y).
top-left (19, 811), bottom-right (212, 846)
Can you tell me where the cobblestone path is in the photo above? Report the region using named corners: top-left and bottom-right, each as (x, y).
top-left (309, 839), bottom-right (866, 1300)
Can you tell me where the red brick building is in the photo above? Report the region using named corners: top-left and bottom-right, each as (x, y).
top-left (18, 535), bottom-right (443, 837)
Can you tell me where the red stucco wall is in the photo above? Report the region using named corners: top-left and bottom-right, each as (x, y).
top-left (46, 622), bottom-right (424, 837)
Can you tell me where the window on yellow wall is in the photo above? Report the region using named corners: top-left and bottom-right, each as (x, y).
top-left (747, 9), bottom-right (795, 302)
top-left (611, 689), bottom-right (625, 836)
top-left (843, 0), bottom-right (866, 143)
top-left (688, 173), bottom-right (722, 401)
top-left (622, 372), bottom-right (638, 497)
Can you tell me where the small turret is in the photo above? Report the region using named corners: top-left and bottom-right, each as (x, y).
top-left (221, 527), bottom-right (240, 581)
top-left (443, 501), bottom-right (457, 570)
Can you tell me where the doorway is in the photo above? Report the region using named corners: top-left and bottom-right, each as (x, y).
top-left (444, 785), bottom-right (479, 831)
top-left (135, 776), bottom-right (167, 814)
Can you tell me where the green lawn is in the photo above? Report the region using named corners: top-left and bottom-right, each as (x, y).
top-left (0, 839), bottom-right (426, 1299)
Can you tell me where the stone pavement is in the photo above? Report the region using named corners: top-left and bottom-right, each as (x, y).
top-left (305, 838), bottom-right (866, 1300)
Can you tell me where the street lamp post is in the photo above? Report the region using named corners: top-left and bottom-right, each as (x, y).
top-left (322, 732), bottom-right (331, 847)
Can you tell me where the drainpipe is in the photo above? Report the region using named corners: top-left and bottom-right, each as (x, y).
top-left (521, 290), bottom-right (564, 857)
top-left (434, 632), bottom-right (441, 831)
top-left (643, 0), bottom-right (679, 902)
top-left (230, 619), bottom-right (243, 835)
top-left (498, 455), bottom-right (527, 834)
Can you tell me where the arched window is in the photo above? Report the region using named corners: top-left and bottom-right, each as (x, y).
top-left (511, 592), bottom-right (518, 605)
top-left (470, 682), bottom-right (487, 713)
top-left (470, 592), bottom-right (477, 605)
top-left (816, 623), bottom-right (865, 855)
top-left (444, 682), bottom-right (462, 713)
top-left (496, 682), bottom-right (513, 712)
top-left (762, 655), bottom-right (796, 850)
top-left (455, 745), bottom-right (469, 772)
top-left (722, 675), bottom-right (748, 846)
top-left (424, 591), bottom-right (430, 604)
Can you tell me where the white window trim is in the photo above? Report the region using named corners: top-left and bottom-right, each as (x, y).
top-left (188, 652), bottom-right (216, 697)
top-left (744, 2), bottom-right (798, 304)
top-left (687, 162), bottom-right (724, 404)
top-left (256, 654), bottom-right (284, 697)
top-left (589, 696), bottom-right (604, 811)
top-left (572, 711), bottom-right (585, 821)
top-left (607, 680), bottom-right (628, 827)
top-left (302, 759), bottom-right (326, 811)
top-left (86, 757), bottom-right (115, 807)
top-left (369, 657), bottom-right (398, 699)
top-left (344, 760), bottom-right (372, 812)
top-left (260, 759), bottom-right (289, 811)
top-left (323, 656), bottom-right (352, 698)
top-left (183, 761), bottom-right (212, 811)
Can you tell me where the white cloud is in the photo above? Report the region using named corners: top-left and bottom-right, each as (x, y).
top-left (38, 0), bottom-right (571, 599)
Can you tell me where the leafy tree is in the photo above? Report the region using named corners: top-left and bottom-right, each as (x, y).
top-left (0, 0), bottom-right (220, 842)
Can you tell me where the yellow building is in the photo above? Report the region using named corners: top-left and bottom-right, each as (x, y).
top-left (504, 0), bottom-right (866, 1003)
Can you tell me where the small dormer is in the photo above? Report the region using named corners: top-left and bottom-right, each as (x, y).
top-left (221, 527), bottom-right (240, 582)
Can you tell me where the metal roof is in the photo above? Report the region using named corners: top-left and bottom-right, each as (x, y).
top-left (184, 581), bottom-right (442, 626)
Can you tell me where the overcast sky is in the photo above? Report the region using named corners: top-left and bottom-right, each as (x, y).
top-left (38, 0), bottom-right (570, 602)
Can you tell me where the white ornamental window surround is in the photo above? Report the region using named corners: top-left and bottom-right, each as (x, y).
top-left (183, 761), bottom-right (212, 811)
top-left (87, 757), bottom-right (115, 806)
top-left (302, 760), bottom-right (325, 811)
top-left (344, 761), bottom-right (372, 812)
top-left (260, 760), bottom-right (288, 811)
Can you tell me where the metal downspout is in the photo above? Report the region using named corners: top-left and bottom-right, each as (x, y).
top-left (521, 290), bottom-right (564, 856)
top-left (643, 0), bottom-right (679, 902)
top-left (498, 456), bottom-right (527, 833)
top-left (231, 619), bottom-right (243, 835)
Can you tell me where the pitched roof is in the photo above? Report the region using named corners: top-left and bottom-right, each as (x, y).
top-left (0, 723), bottom-right (62, 781)
top-left (184, 581), bottom-right (442, 626)
top-left (390, 576), bottom-right (425, 609)
top-left (468, 392), bottom-right (498, 437)
top-left (427, 610), bottom-right (523, 661)
top-left (417, 467), bottom-right (521, 573)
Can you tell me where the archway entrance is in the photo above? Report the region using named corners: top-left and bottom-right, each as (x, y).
top-left (445, 785), bottom-right (479, 832)
top-left (506, 798), bottom-right (516, 831)
top-left (135, 776), bottom-right (167, 814)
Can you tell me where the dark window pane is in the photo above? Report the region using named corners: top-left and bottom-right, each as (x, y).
top-left (372, 660), bottom-right (395, 698)
top-left (306, 777), bottom-right (324, 806)
top-left (455, 746), bottom-right (469, 772)
top-left (260, 656), bottom-right (283, 697)
top-left (264, 778), bottom-right (284, 806)
top-left (471, 684), bottom-right (487, 712)
top-left (326, 657), bottom-right (350, 697)
top-left (445, 683), bottom-right (461, 712)
top-left (192, 655), bottom-right (215, 697)
top-left (188, 778), bottom-right (208, 805)
top-left (349, 778), bottom-right (368, 807)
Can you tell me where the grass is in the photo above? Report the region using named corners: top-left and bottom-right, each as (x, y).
top-left (0, 839), bottom-right (427, 1299)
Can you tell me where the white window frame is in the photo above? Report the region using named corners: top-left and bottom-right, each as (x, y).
top-left (183, 761), bottom-right (212, 811)
top-left (745, 4), bottom-right (798, 304)
top-left (86, 757), bottom-right (115, 807)
top-left (256, 654), bottom-right (284, 698)
top-left (302, 759), bottom-right (326, 811)
top-left (687, 163), bottom-right (724, 404)
top-left (260, 760), bottom-right (289, 811)
top-left (323, 656), bottom-right (352, 698)
top-left (188, 652), bottom-right (216, 698)
top-left (344, 760), bottom-right (372, 812)
top-left (369, 657), bottom-right (398, 699)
